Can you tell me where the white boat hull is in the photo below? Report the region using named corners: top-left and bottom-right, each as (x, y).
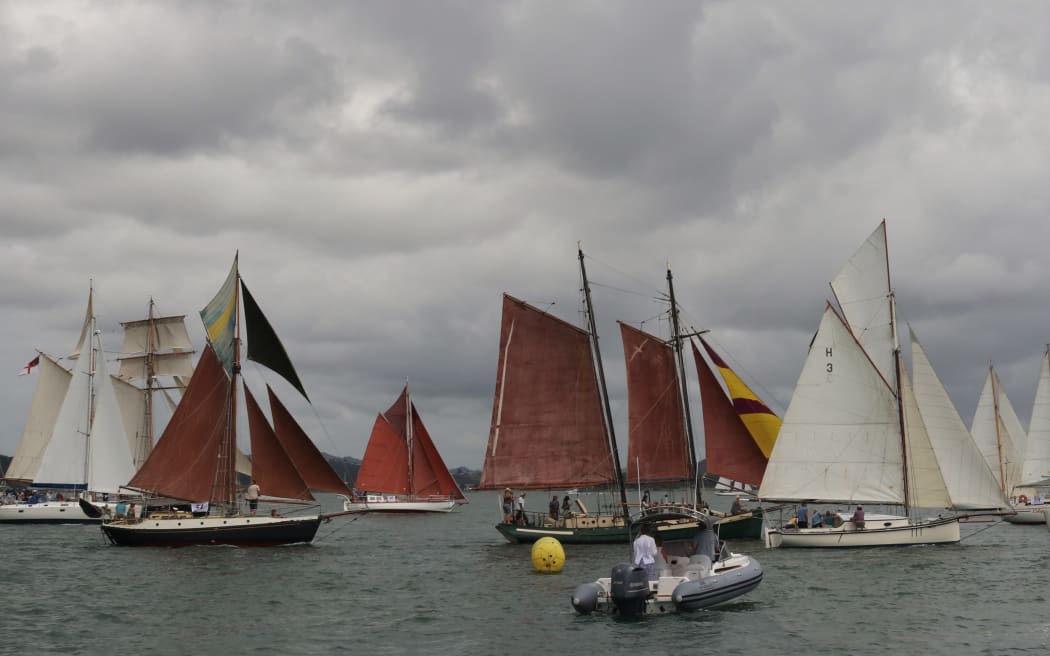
top-left (764, 516), bottom-right (960, 548)
top-left (343, 497), bottom-right (457, 513)
top-left (0, 501), bottom-right (99, 524)
top-left (1003, 505), bottom-right (1049, 524)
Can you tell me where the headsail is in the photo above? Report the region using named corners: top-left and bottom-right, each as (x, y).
top-left (910, 329), bottom-right (1009, 509)
top-left (899, 368), bottom-right (952, 509)
top-left (693, 341), bottom-right (768, 488)
top-left (698, 337), bottom-right (781, 459)
top-left (971, 367), bottom-right (1025, 494)
top-left (4, 355), bottom-right (72, 482)
top-left (620, 323), bottom-right (692, 484)
top-left (245, 386), bottom-right (314, 501)
top-left (1021, 349), bottom-right (1050, 488)
top-left (479, 294), bottom-right (618, 490)
top-left (242, 281), bottom-right (309, 401)
top-left (268, 386), bottom-right (352, 496)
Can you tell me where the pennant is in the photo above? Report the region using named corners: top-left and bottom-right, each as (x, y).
top-left (18, 355), bottom-right (40, 376)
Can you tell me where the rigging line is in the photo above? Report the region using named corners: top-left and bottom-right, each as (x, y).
top-left (314, 511), bottom-right (369, 542)
top-left (959, 517), bottom-right (1009, 541)
top-left (588, 280), bottom-right (653, 299)
top-left (581, 251), bottom-right (665, 297)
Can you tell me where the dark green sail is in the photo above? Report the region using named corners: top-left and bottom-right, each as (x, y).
top-left (240, 279), bottom-right (309, 402)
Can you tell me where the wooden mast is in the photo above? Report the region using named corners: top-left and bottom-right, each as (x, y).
top-left (990, 364), bottom-right (1007, 494)
top-left (578, 245), bottom-right (629, 517)
top-left (666, 266), bottom-right (699, 502)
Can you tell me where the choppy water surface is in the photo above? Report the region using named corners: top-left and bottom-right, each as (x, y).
top-left (1, 494), bottom-right (1047, 655)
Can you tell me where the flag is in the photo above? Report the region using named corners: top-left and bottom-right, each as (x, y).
top-left (19, 355), bottom-right (40, 376)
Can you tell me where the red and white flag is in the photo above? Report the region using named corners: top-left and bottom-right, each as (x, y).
top-left (19, 355), bottom-right (40, 376)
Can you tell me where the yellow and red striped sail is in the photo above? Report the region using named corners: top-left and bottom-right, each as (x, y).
top-left (693, 338), bottom-right (780, 487)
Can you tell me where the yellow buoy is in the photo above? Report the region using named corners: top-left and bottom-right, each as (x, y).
top-left (531, 536), bottom-right (565, 573)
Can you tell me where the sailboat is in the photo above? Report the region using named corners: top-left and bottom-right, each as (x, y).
top-left (343, 385), bottom-right (467, 513)
top-left (1001, 348), bottom-right (1050, 524)
top-left (760, 221), bottom-right (961, 548)
top-left (1, 287), bottom-right (136, 524)
top-left (98, 255), bottom-right (353, 546)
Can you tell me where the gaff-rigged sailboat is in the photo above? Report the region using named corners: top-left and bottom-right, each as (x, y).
top-left (343, 385), bottom-right (467, 513)
top-left (98, 255), bottom-right (353, 547)
top-left (1, 287), bottom-right (136, 524)
top-left (479, 248), bottom-right (632, 544)
top-left (760, 221), bottom-right (961, 548)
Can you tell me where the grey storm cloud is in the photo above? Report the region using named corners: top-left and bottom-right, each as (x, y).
top-left (3, 1), bottom-right (1050, 471)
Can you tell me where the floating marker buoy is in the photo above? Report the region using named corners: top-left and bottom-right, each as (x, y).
top-left (531, 536), bottom-right (565, 573)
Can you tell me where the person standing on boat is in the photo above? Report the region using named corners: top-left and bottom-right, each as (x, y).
top-left (633, 524), bottom-right (658, 580)
top-left (245, 479), bottom-right (261, 516)
top-left (515, 491), bottom-right (527, 525)
top-left (796, 502), bottom-right (809, 528)
top-left (549, 495), bottom-right (559, 522)
top-left (810, 508), bottom-right (824, 528)
top-left (642, 490), bottom-right (651, 507)
top-left (502, 488), bottom-right (514, 524)
top-left (561, 495), bottom-right (571, 517)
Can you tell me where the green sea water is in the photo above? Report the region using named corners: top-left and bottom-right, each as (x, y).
top-left (1, 492), bottom-right (1046, 655)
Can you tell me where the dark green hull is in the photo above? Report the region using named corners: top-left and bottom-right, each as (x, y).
top-left (714, 512), bottom-right (764, 540)
top-left (495, 520), bottom-right (706, 545)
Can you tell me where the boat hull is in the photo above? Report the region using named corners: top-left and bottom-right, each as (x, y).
top-left (764, 516), bottom-right (960, 548)
top-left (100, 514), bottom-right (322, 547)
top-left (572, 555), bottom-right (763, 616)
top-left (714, 511), bottom-right (764, 539)
top-left (343, 499), bottom-right (457, 513)
top-left (496, 516), bottom-right (706, 544)
top-left (1003, 505), bottom-right (1049, 524)
top-left (0, 501), bottom-right (99, 524)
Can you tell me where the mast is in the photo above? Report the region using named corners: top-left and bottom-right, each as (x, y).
top-left (141, 298), bottom-right (156, 468)
top-left (666, 267), bottom-right (699, 502)
top-left (406, 383), bottom-right (414, 495)
top-left (83, 298), bottom-right (97, 492)
top-left (211, 263), bottom-right (241, 514)
top-left (578, 245), bottom-right (628, 515)
top-left (990, 364), bottom-right (1007, 493)
top-left (885, 221), bottom-right (911, 514)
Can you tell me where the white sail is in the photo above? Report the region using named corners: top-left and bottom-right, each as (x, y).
top-left (996, 379), bottom-right (1028, 494)
top-left (4, 355), bottom-right (72, 481)
top-left (86, 334), bottom-right (135, 494)
top-left (971, 368), bottom-right (1024, 494)
top-left (117, 314), bottom-right (194, 381)
top-left (111, 374), bottom-right (149, 468)
top-left (35, 340), bottom-right (93, 487)
top-left (830, 221), bottom-right (895, 387)
top-left (759, 305), bottom-right (904, 504)
top-left (900, 368), bottom-right (952, 509)
top-left (1023, 349), bottom-right (1050, 487)
top-left (910, 330), bottom-right (1009, 509)
top-left (68, 291), bottom-right (93, 361)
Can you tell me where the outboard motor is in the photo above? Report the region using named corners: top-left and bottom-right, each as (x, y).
top-left (609, 562), bottom-right (650, 618)
top-left (571, 582), bottom-right (603, 614)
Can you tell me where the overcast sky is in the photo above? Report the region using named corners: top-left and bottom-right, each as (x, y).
top-left (3, 1), bottom-right (1050, 472)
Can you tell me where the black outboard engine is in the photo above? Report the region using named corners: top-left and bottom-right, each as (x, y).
top-left (610, 563), bottom-right (650, 618)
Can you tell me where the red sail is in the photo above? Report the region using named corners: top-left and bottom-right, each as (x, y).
top-left (245, 386), bottom-right (314, 501)
top-left (692, 342), bottom-right (767, 486)
top-left (621, 323), bottom-right (693, 484)
top-left (354, 386), bottom-right (465, 499)
top-left (267, 386), bottom-right (352, 496)
top-left (127, 344), bottom-right (230, 502)
top-left (355, 413), bottom-right (411, 493)
top-left (479, 294), bottom-right (617, 490)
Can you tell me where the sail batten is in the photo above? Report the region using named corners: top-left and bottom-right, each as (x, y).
top-left (479, 294), bottom-right (617, 490)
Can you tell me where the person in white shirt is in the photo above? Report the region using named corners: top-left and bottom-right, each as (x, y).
top-left (244, 479), bottom-right (261, 516)
top-left (514, 492), bottom-right (527, 525)
top-left (633, 524), bottom-right (658, 580)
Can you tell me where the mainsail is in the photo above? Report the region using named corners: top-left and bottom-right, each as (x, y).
top-left (620, 323), bottom-right (692, 485)
top-left (910, 329), bottom-right (1009, 509)
top-left (479, 294), bottom-right (618, 490)
top-left (355, 386), bottom-right (465, 499)
top-left (693, 341), bottom-right (768, 488)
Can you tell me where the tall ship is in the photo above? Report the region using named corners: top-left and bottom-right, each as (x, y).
top-left (98, 255), bottom-right (353, 546)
